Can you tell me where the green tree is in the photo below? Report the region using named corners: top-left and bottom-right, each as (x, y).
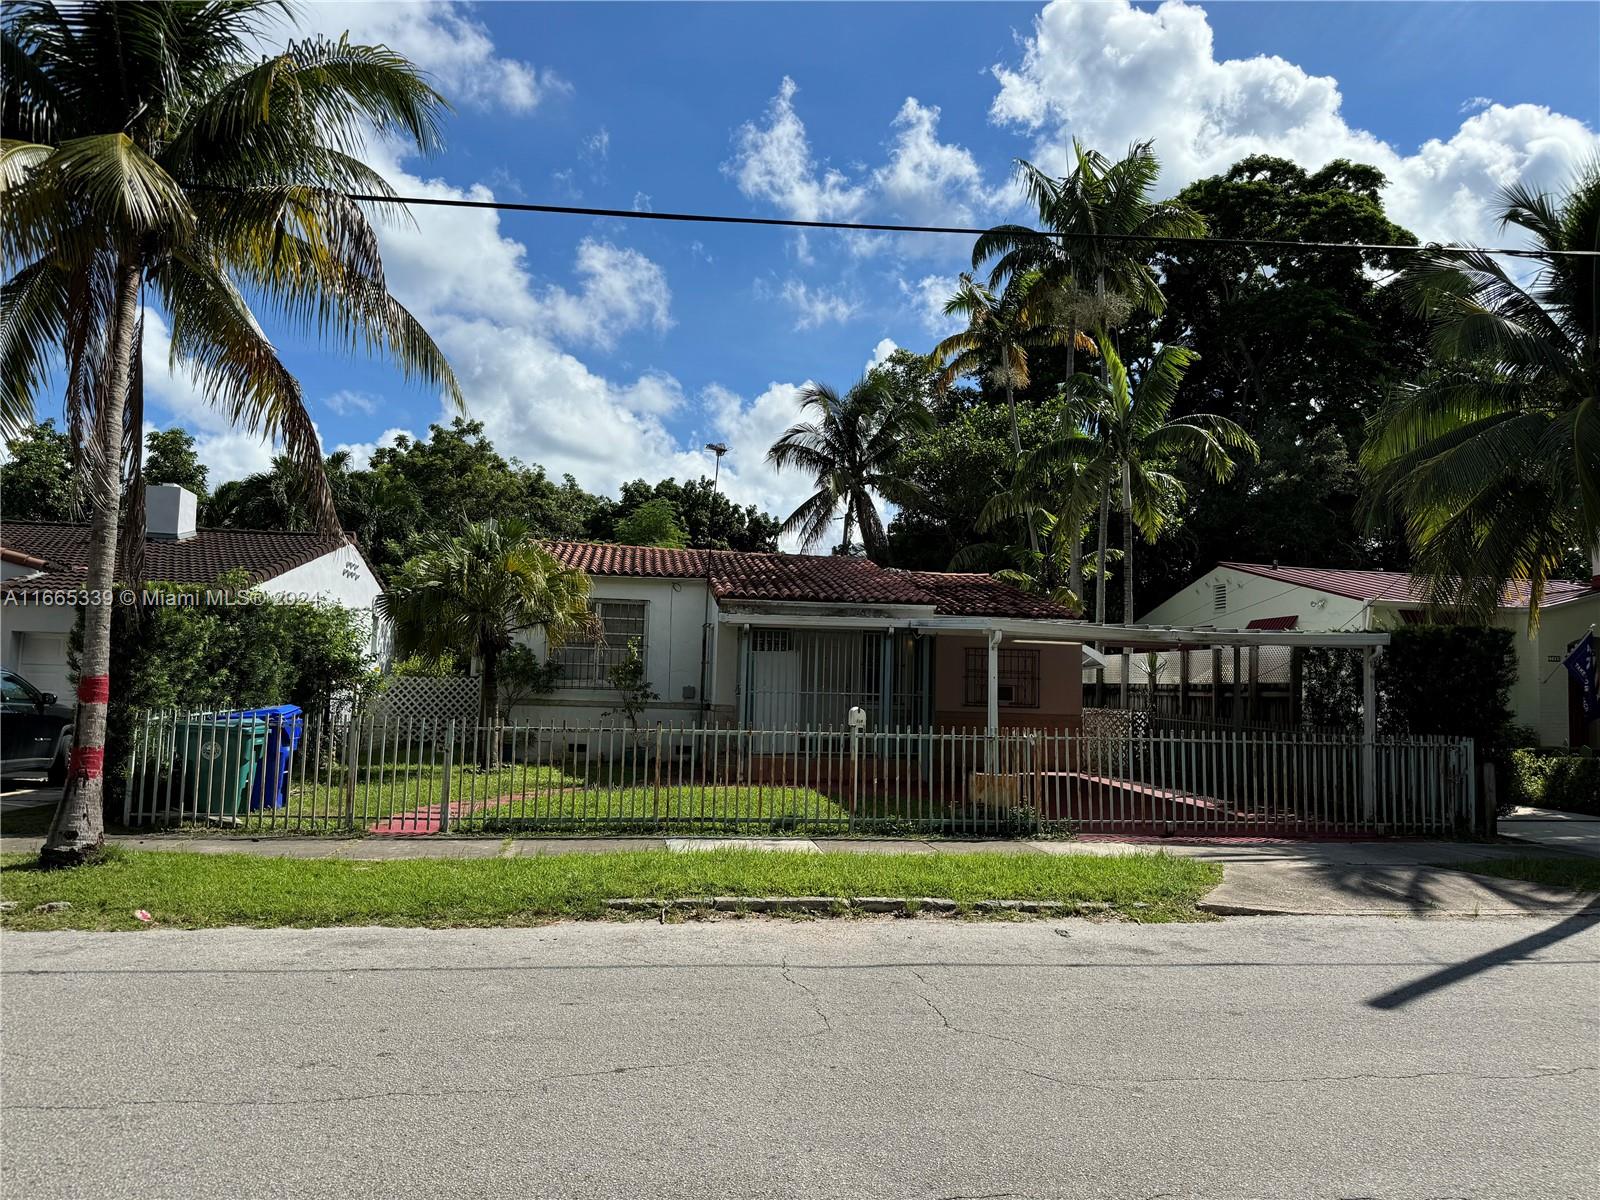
top-left (3, 0), bottom-right (460, 864)
top-left (1364, 167), bottom-right (1600, 626)
top-left (596, 476), bottom-right (780, 552)
top-left (613, 496), bottom-right (687, 548)
top-left (378, 519), bottom-right (595, 737)
top-left (974, 141), bottom-right (1205, 620)
top-left (931, 271), bottom-right (1083, 555)
top-left (143, 428), bottom-right (209, 500)
top-left (1131, 156), bottom-right (1424, 602)
top-left (0, 419), bottom-right (73, 520)
top-left (1039, 337), bottom-right (1257, 622)
top-left (766, 371), bottom-right (931, 561)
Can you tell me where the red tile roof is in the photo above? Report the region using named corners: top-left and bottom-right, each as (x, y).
top-left (1245, 615), bottom-right (1300, 631)
top-left (1220, 562), bottom-right (1597, 609)
top-left (0, 522), bottom-right (353, 596)
top-left (542, 542), bottom-right (1077, 619)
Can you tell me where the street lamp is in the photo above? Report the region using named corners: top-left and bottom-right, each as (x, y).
top-left (705, 442), bottom-right (728, 493)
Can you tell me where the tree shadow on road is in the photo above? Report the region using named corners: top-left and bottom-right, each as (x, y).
top-left (1367, 910), bottom-right (1600, 1010)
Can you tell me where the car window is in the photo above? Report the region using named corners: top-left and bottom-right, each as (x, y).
top-left (1, 674), bottom-right (36, 703)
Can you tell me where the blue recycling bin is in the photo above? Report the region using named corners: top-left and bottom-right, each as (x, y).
top-left (231, 705), bottom-right (305, 810)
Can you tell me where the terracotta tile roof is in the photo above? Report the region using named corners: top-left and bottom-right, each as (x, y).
top-left (0, 522), bottom-right (351, 596)
top-left (899, 571), bottom-right (1076, 619)
top-left (1220, 562), bottom-right (1597, 609)
top-left (542, 541), bottom-right (1078, 618)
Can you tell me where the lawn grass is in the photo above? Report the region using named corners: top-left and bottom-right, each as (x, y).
top-left (1450, 857), bottom-right (1600, 892)
top-left (476, 785), bottom-right (849, 833)
top-left (0, 847), bottom-right (1221, 930)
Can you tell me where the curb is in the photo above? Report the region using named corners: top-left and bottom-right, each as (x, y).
top-left (601, 895), bottom-right (1119, 916)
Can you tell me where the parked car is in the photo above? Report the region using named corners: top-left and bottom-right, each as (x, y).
top-left (1, 668), bottom-right (72, 785)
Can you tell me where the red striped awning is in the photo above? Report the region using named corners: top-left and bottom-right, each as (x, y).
top-left (1245, 615), bottom-right (1300, 631)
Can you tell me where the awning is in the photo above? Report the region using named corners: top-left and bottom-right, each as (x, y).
top-left (1245, 615), bottom-right (1300, 631)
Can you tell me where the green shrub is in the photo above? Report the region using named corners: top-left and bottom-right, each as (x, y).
top-left (1510, 748), bottom-right (1600, 814)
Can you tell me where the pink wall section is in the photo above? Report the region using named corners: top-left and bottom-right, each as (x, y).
top-left (932, 637), bottom-right (1083, 731)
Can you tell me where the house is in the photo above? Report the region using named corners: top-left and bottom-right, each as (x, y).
top-left (1, 484), bottom-right (387, 701)
top-left (522, 542), bottom-right (1104, 733)
top-left (1139, 561), bottom-right (1600, 748)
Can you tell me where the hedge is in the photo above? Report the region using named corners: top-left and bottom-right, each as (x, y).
top-left (1510, 749), bottom-right (1600, 815)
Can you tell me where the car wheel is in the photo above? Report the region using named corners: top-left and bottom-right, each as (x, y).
top-left (47, 750), bottom-right (67, 787)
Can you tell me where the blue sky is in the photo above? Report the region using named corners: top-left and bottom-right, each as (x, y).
top-left (136, 0), bottom-right (1600, 531)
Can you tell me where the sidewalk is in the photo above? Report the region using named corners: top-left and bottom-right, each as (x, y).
top-left (4, 809), bottom-right (1595, 919)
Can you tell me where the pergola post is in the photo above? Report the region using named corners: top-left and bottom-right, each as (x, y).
top-left (1119, 647), bottom-right (1131, 710)
top-left (1178, 647), bottom-right (1191, 718)
top-left (986, 629), bottom-right (1001, 770)
top-left (1362, 645), bottom-right (1377, 818)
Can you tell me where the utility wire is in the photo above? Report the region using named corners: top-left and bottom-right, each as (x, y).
top-left (331, 190), bottom-right (1599, 260)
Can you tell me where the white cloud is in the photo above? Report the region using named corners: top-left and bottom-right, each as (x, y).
top-left (537, 239), bottom-right (673, 349)
top-left (989, 0), bottom-right (1600, 246)
top-left (898, 274), bottom-right (962, 337)
top-left (334, 428), bottom-right (413, 470)
top-left (873, 98), bottom-right (1003, 228)
top-left (316, 2), bottom-right (567, 113)
top-left (324, 389), bottom-right (379, 416)
top-left (632, 191), bottom-right (653, 212)
top-left (725, 77), bottom-right (867, 221)
top-left (698, 381), bottom-right (815, 544)
top-left (138, 308), bottom-right (276, 482)
top-left (865, 337), bottom-right (899, 373)
top-left (757, 278), bottom-right (862, 331)
top-left (582, 127), bottom-right (610, 162)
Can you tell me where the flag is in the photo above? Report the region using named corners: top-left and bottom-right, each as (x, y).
top-left (1563, 632), bottom-right (1599, 724)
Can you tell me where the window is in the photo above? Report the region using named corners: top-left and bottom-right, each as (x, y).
top-left (751, 629), bottom-right (791, 653)
top-left (963, 648), bottom-right (1040, 708)
top-left (1, 672), bottom-right (36, 703)
top-left (551, 599), bottom-right (647, 688)
top-left (1213, 582), bottom-right (1228, 613)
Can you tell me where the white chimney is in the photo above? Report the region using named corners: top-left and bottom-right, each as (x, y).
top-left (146, 484), bottom-right (197, 541)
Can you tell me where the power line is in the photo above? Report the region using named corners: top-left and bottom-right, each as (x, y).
top-left (331, 190), bottom-right (1599, 260)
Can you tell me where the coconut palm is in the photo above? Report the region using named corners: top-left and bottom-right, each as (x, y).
top-left (1363, 169), bottom-right (1600, 627)
top-left (974, 140), bottom-right (1204, 623)
top-left (378, 520), bottom-right (595, 737)
top-left (1035, 337), bottom-right (1257, 622)
top-left (3, 1), bottom-right (462, 864)
top-left (930, 271), bottom-right (1090, 556)
top-left (766, 373), bottom-right (931, 561)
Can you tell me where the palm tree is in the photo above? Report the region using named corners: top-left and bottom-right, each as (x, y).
top-left (3, 1), bottom-right (461, 865)
top-left (1363, 169), bottom-right (1600, 628)
top-left (766, 373), bottom-right (930, 561)
top-left (974, 140), bottom-right (1205, 622)
top-left (1038, 336), bottom-right (1257, 622)
top-left (930, 271), bottom-right (1090, 557)
top-left (378, 520), bottom-right (595, 738)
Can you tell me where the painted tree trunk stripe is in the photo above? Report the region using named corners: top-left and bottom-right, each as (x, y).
top-left (77, 675), bottom-right (111, 703)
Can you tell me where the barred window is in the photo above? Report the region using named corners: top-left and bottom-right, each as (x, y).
top-left (963, 647), bottom-right (1040, 708)
top-left (551, 599), bottom-right (647, 688)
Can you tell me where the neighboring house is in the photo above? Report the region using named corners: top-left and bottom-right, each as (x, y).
top-left (1140, 561), bottom-right (1600, 748)
top-left (523, 542), bottom-right (1105, 733)
top-left (1, 484), bottom-right (388, 701)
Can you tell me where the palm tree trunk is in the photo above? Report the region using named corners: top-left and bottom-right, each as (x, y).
top-left (1006, 380), bottom-right (1038, 556)
top-left (41, 260), bottom-right (143, 868)
top-left (841, 504), bottom-right (854, 557)
top-left (1068, 533), bottom-right (1084, 616)
top-left (1094, 480), bottom-right (1110, 624)
top-left (1121, 460), bottom-right (1136, 623)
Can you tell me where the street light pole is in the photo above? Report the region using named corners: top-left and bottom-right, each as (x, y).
top-left (705, 442), bottom-right (728, 493)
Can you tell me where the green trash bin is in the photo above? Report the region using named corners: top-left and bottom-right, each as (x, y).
top-left (172, 715), bottom-right (269, 820)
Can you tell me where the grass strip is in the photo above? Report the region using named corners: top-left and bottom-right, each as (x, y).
top-left (0, 847), bottom-right (1221, 930)
top-left (1449, 857), bottom-right (1600, 892)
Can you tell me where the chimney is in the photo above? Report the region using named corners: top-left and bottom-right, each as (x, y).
top-left (146, 484), bottom-right (197, 541)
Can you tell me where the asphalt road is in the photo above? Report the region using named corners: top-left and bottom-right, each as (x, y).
top-left (3, 916), bottom-right (1597, 1200)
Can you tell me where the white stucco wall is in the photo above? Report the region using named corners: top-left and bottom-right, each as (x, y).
top-left (261, 544), bottom-right (390, 665)
top-left (1139, 567), bottom-right (1371, 632)
top-left (1143, 567), bottom-right (1600, 747)
top-left (516, 576), bottom-right (714, 726)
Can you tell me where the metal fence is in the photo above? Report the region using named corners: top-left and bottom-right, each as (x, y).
top-left (121, 708), bottom-right (1478, 838)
